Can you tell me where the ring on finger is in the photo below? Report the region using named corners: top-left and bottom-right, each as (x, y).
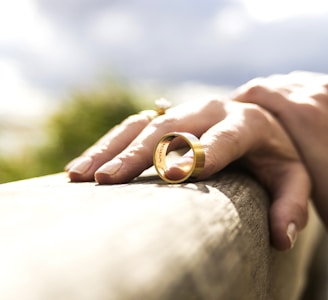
top-left (139, 98), bottom-right (171, 121)
top-left (153, 132), bottom-right (205, 184)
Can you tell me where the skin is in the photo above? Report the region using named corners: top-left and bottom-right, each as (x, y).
top-left (233, 71), bottom-right (328, 230)
top-left (66, 98), bottom-right (310, 251)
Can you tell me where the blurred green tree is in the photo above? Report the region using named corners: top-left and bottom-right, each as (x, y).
top-left (0, 83), bottom-right (147, 183)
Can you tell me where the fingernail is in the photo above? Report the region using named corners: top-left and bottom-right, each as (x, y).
top-left (65, 162), bottom-right (73, 171)
top-left (286, 222), bottom-right (298, 249)
top-left (97, 158), bottom-right (122, 176)
top-left (69, 156), bottom-right (93, 174)
top-left (65, 158), bottom-right (80, 171)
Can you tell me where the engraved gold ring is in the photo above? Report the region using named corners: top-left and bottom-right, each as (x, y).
top-left (153, 132), bottom-right (205, 184)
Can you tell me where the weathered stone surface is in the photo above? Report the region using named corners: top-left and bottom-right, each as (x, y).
top-left (0, 168), bottom-right (324, 300)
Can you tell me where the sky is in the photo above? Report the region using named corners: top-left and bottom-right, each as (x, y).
top-left (1, 0), bottom-right (328, 116)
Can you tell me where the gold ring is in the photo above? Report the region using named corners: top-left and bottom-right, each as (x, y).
top-left (139, 98), bottom-right (171, 121)
top-left (153, 132), bottom-right (205, 184)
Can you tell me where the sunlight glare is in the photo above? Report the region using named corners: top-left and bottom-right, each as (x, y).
top-left (0, 0), bottom-right (39, 43)
top-left (0, 60), bottom-right (50, 116)
top-left (241, 0), bottom-right (328, 22)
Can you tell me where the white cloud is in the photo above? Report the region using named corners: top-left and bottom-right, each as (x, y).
top-left (0, 0), bottom-right (90, 87)
top-left (212, 6), bottom-right (251, 40)
top-left (87, 9), bottom-right (144, 47)
top-left (1, 0), bottom-right (328, 104)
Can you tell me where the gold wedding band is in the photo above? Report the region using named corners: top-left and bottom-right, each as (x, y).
top-left (139, 98), bottom-right (171, 121)
top-left (153, 132), bottom-right (205, 184)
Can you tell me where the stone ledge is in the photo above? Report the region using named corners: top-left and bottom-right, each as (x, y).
top-left (0, 168), bottom-right (324, 300)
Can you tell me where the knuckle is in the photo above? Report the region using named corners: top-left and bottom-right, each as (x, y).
top-left (121, 113), bottom-right (149, 128)
top-left (150, 115), bottom-right (178, 131)
top-left (240, 103), bottom-right (270, 126)
top-left (242, 84), bottom-right (269, 101)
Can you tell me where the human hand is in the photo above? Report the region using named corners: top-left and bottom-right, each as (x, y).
top-left (65, 98), bottom-right (310, 251)
top-left (233, 71), bottom-right (328, 229)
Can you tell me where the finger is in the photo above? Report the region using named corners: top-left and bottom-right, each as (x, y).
top-left (269, 172), bottom-right (309, 250)
top-left (95, 99), bottom-right (225, 184)
top-left (66, 113), bottom-right (151, 182)
top-left (166, 105), bottom-right (264, 181)
top-left (233, 79), bottom-right (323, 126)
top-left (199, 108), bottom-right (310, 251)
top-left (232, 72), bottom-right (322, 95)
top-left (165, 104), bottom-right (310, 250)
top-left (164, 156), bottom-right (194, 181)
top-left (94, 120), bottom-right (200, 184)
top-left (233, 84), bottom-right (293, 120)
top-left (166, 155), bottom-right (310, 251)
top-left (233, 80), bottom-right (328, 231)
top-left (252, 161), bottom-right (310, 251)
top-left (94, 123), bottom-right (170, 184)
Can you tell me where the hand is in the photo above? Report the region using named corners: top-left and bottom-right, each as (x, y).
top-left (65, 98), bottom-right (310, 251)
top-left (233, 71), bottom-right (328, 230)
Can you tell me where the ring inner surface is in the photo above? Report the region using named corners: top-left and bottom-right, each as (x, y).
top-left (154, 134), bottom-right (195, 183)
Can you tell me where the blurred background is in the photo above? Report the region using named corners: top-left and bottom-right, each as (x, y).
top-left (1, 0), bottom-right (328, 183)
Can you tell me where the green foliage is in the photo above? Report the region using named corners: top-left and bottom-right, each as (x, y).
top-left (0, 83), bottom-right (146, 183)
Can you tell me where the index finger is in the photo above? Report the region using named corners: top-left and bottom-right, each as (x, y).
top-left (66, 113), bottom-right (152, 182)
